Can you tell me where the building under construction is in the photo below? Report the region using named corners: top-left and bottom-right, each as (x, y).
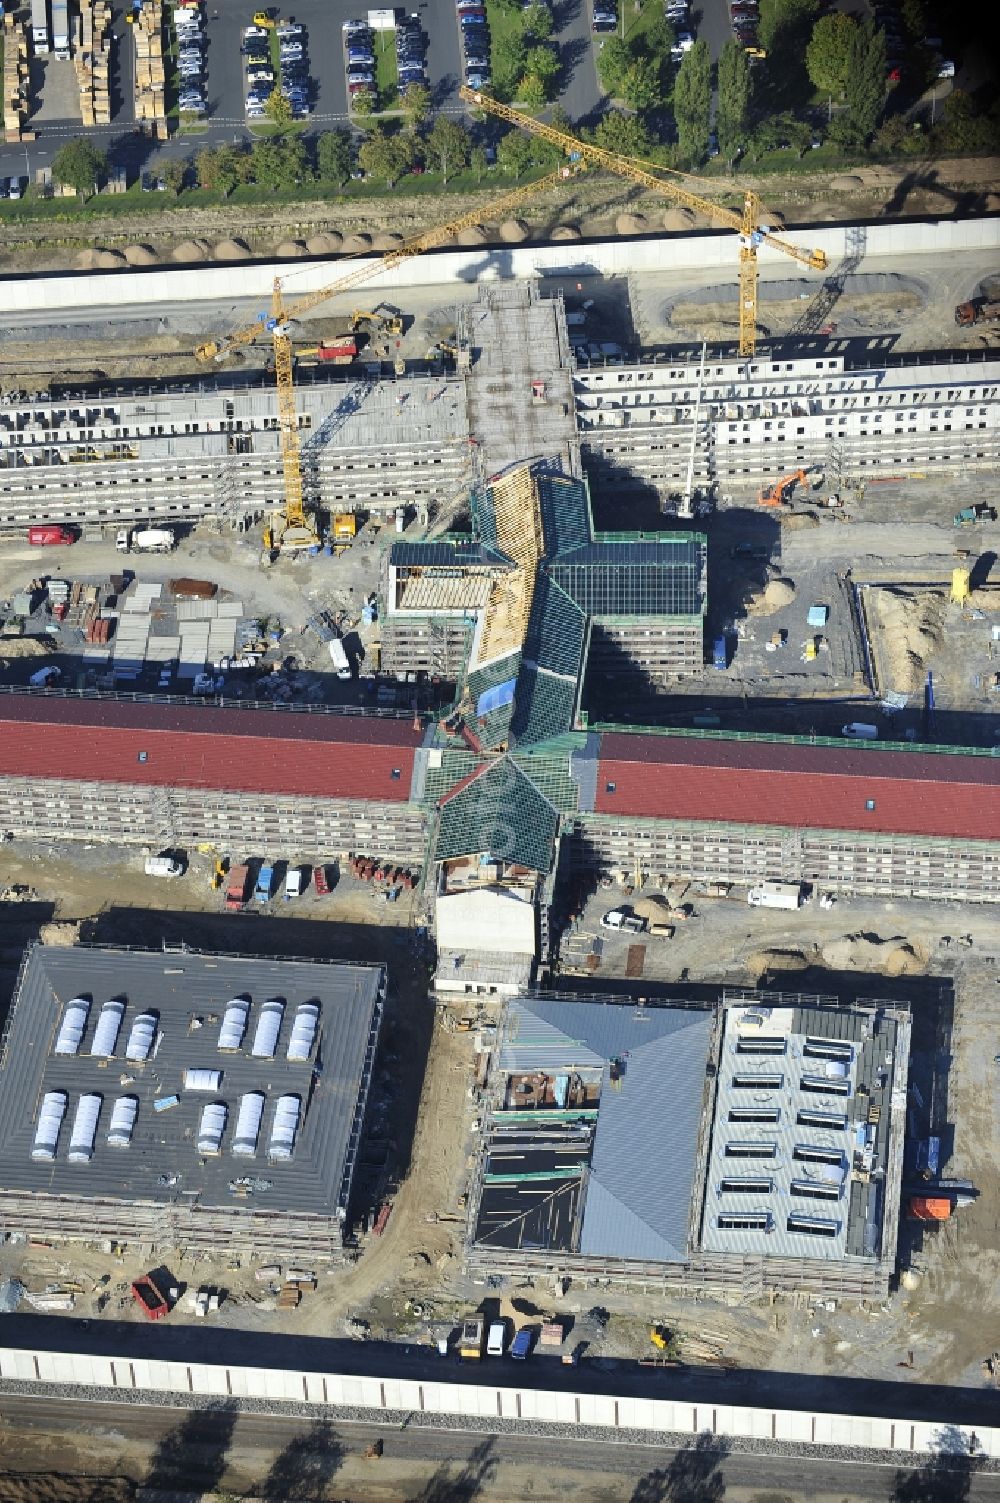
top-left (0, 944), bottom-right (384, 1260)
top-left (466, 990), bottom-right (910, 1299)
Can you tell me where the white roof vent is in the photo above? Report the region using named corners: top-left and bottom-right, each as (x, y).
top-left (286, 1003), bottom-right (319, 1063)
top-left (197, 1101), bottom-right (228, 1156)
top-left (218, 998), bottom-right (250, 1052)
top-left (125, 1012), bottom-right (157, 1063)
top-left (232, 1091), bottom-right (266, 1157)
top-left (54, 997), bottom-right (90, 1056)
top-left (268, 1094), bottom-right (302, 1161)
top-left (184, 1068), bottom-right (223, 1092)
top-left (90, 1000), bottom-right (126, 1059)
top-left (251, 999), bottom-right (285, 1059)
top-left (68, 1093), bottom-right (102, 1163)
top-left (32, 1090), bottom-right (68, 1160)
top-left (107, 1095), bottom-right (139, 1149)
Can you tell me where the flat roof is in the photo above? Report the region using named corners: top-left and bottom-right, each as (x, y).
top-left (699, 1000), bottom-right (906, 1264)
top-left (0, 946), bottom-right (384, 1222)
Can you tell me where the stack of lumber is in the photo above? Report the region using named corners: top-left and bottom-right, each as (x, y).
top-left (75, 0), bottom-right (113, 125)
top-left (3, 14), bottom-right (30, 143)
top-left (133, 0), bottom-right (167, 138)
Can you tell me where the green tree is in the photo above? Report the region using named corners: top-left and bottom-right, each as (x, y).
top-left (758, 0), bottom-right (819, 109)
top-left (842, 18), bottom-right (886, 144)
top-left (250, 135), bottom-right (307, 190)
top-left (497, 130), bottom-right (534, 178)
top-left (161, 158), bottom-right (186, 196)
top-left (645, 13), bottom-right (676, 59)
top-left (316, 129), bottom-right (354, 186)
top-left (621, 55), bottom-right (661, 110)
top-left (519, 73), bottom-right (547, 110)
top-left (358, 126), bottom-right (410, 185)
top-left (593, 109), bottom-right (652, 157)
top-left (525, 43), bottom-right (559, 87)
top-left (716, 39), bottom-right (751, 160)
top-left (494, 35), bottom-right (527, 99)
top-left (597, 35), bottom-right (631, 97)
top-left (522, 1), bottom-right (553, 39)
top-left (401, 82), bottom-right (432, 127)
top-left (216, 145), bottom-right (247, 196)
top-left (426, 116), bottom-right (470, 183)
top-left (194, 146), bottom-right (220, 190)
top-left (352, 89), bottom-right (375, 117)
top-left (264, 88), bottom-right (293, 127)
top-left (900, 0), bottom-right (926, 41)
top-left (805, 13), bottom-right (857, 98)
top-left (52, 138), bottom-right (106, 199)
top-left (470, 144), bottom-right (489, 181)
top-left (673, 39), bottom-right (712, 163)
top-left (935, 89), bottom-right (997, 153)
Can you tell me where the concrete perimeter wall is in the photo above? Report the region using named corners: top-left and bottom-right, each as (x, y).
top-left (5, 218), bottom-right (999, 316)
top-left (0, 1346), bottom-right (995, 1459)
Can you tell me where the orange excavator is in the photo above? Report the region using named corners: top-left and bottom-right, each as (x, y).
top-left (758, 468), bottom-right (811, 507)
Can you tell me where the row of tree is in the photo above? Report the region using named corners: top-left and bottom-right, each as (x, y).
top-left (490, 0), bottom-right (561, 108)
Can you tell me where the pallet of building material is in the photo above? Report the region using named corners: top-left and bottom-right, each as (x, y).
top-left (276, 1284), bottom-right (301, 1309)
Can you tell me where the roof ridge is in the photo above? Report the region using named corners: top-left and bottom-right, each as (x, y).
top-left (584, 1172), bottom-right (686, 1261)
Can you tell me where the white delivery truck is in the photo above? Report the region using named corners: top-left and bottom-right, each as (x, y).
top-left (328, 637), bottom-right (352, 680)
top-left (144, 855), bottom-right (184, 877)
top-left (747, 881), bottom-right (804, 910)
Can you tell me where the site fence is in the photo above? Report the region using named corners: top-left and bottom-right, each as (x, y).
top-left (0, 1346), bottom-right (996, 1460)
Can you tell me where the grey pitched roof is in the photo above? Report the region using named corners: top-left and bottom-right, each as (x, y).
top-left (537, 473), bottom-right (592, 558)
top-left (509, 666), bottom-right (578, 748)
top-left (523, 573), bottom-right (588, 680)
top-left (550, 538), bottom-right (706, 618)
top-left (391, 540), bottom-right (511, 569)
top-left (435, 757), bottom-right (559, 873)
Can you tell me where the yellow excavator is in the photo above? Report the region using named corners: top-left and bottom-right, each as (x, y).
top-left (195, 161), bottom-right (584, 555)
top-left (349, 304), bottom-right (405, 337)
top-left (460, 87), bottom-right (828, 359)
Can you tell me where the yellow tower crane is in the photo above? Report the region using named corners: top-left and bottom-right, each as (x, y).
top-left (195, 161), bottom-right (584, 552)
top-left (459, 87), bottom-right (828, 357)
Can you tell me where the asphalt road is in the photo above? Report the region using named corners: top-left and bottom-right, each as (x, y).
top-left (4, 1393), bottom-right (999, 1502)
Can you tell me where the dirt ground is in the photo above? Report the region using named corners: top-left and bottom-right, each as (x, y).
top-left (0, 155), bottom-right (997, 279)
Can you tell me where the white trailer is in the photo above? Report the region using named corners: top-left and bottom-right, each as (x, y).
top-left (747, 881), bottom-right (804, 910)
top-left (31, 0), bottom-right (50, 54)
top-left (51, 0), bottom-right (69, 57)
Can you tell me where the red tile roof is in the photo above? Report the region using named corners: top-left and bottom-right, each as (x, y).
top-left (0, 695), bottom-right (422, 802)
top-left (596, 732), bottom-right (1000, 841)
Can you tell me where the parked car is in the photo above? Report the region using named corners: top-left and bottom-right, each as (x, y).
top-left (593, 7), bottom-right (617, 31)
top-left (7, 175), bottom-right (23, 199)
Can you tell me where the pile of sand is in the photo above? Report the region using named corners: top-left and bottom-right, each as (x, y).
top-left (124, 243), bottom-right (158, 265)
top-left (499, 218), bottom-right (529, 242)
top-left (306, 231), bottom-right (344, 254)
top-left (748, 577), bottom-right (796, 615)
top-left (39, 920), bottom-right (83, 947)
top-left (456, 225), bottom-right (487, 246)
top-left (373, 231), bottom-right (404, 250)
top-left (745, 948), bottom-right (810, 980)
top-left (966, 587), bottom-right (1000, 611)
top-left (821, 933), bottom-right (928, 976)
top-left (663, 207), bottom-right (696, 232)
top-left (172, 238), bottom-right (211, 262)
top-left (616, 212), bottom-right (648, 236)
top-left (633, 894), bottom-right (672, 922)
top-left (77, 247), bottom-right (127, 269)
top-left (873, 586), bottom-right (946, 693)
top-left (342, 232), bottom-right (373, 252)
top-left (0, 637), bottom-right (51, 660)
top-left (275, 239), bottom-right (306, 257)
top-left (213, 237), bottom-right (251, 261)
top-left (551, 224), bottom-right (581, 241)
top-left (831, 174), bottom-right (864, 191)
top-left (781, 511), bottom-right (820, 530)
top-left (758, 207), bottom-right (785, 228)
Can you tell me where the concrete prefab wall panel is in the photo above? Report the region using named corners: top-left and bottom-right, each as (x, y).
top-left (3, 219), bottom-right (998, 315)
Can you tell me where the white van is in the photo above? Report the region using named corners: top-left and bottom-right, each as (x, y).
top-left (841, 722), bottom-right (878, 740)
top-left (486, 1320), bottom-right (506, 1357)
top-left (144, 855), bottom-right (183, 877)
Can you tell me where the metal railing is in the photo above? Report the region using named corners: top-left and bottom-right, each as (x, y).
top-left (0, 683), bottom-right (413, 721)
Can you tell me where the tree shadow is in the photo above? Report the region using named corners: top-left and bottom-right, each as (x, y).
top-left (143, 1400), bottom-right (238, 1494)
top-left (889, 1424), bottom-right (985, 1502)
top-left (406, 1436), bottom-right (498, 1503)
top-left (252, 1418), bottom-right (346, 1501)
top-left (629, 1432), bottom-right (728, 1503)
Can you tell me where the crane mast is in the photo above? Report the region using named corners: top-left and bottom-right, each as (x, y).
top-left (459, 87), bottom-right (828, 356)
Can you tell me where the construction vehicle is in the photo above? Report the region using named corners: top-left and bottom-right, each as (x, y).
top-left (225, 862), bottom-right (251, 911)
top-left (364, 1439), bottom-right (384, 1460)
top-left (350, 304), bottom-right (405, 337)
top-left (460, 1316), bottom-right (485, 1359)
top-left (211, 857), bottom-right (228, 890)
top-left (195, 163), bottom-right (585, 556)
top-left (460, 87), bottom-right (827, 358)
top-left (332, 512), bottom-right (357, 553)
top-left (955, 299), bottom-right (1000, 327)
top-left (758, 468), bottom-right (810, 507)
top-left (650, 1324), bottom-right (672, 1350)
top-left (954, 504), bottom-right (997, 526)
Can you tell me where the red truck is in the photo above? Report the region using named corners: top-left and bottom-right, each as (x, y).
top-left (28, 525), bottom-right (76, 546)
top-left (225, 862), bottom-right (251, 911)
top-left (131, 1272), bottom-right (170, 1320)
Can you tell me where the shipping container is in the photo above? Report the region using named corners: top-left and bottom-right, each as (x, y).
top-left (747, 881), bottom-right (804, 910)
top-left (225, 862), bottom-right (251, 910)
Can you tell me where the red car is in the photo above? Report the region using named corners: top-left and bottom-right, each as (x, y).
top-left (313, 864), bottom-right (330, 895)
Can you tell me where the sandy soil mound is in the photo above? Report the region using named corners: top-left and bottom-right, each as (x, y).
top-left (306, 231), bottom-right (344, 254)
top-left (873, 586), bottom-right (946, 693)
top-left (781, 511), bottom-right (820, 530)
top-left (616, 212), bottom-right (649, 236)
top-left (39, 920), bottom-right (83, 947)
top-left (748, 577), bottom-right (796, 615)
top-left (342, 232), bottom-right (373, 252)
top-left (213, 237), bottom-right (251, 261)
top-left (746, 948), bottom-right (810, 979)
top-left (275, 239), bottom-right (306, 257)
top-left (0, 1475), bottom-right (132, 1503)
top-left (551, 224), bottom-right (581, 240)
top-left (373, 231), bottom-right (404, 250)
top-left (632, 895), bottom-right (672, 922)
top-left (758, 207), bottom-right (785, 228)
top-left (95, 249), bottom-right (127, 268)
top-left (832, 174), bottom-right (864, 190)
top-left (172, 238), bottom-right (210, 262)
top-left (75, 248), bottom-right (98, 269)
top-left (663, 207), bottom-right (696, 232)
top-left (0, 637), bottom-right (52, 660)
top-left (456, 225), bottom-right (487, 246)
top-left (123, 243), bottom-right (158, 265)
top-left (499, 218), bottom-right (529, 242)
top-left (821, 933), bottom-right (928, 976)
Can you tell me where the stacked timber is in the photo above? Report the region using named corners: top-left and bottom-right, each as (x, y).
top-left (75, 0), bottom-right (113, 126)
top-left (3, 14), bottom-right (30, 143)
top-left (133, 0), bottom-right (167, 138)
